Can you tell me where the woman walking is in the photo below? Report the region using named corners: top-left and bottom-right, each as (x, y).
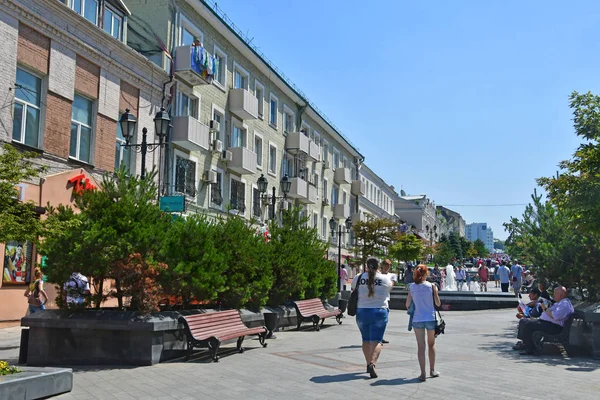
top-left (406, 264), bottom-right (441, 382)
top-left (351, 257), bottom-right (393, 378)
top-left (24, 267), bottom-right (48, 314)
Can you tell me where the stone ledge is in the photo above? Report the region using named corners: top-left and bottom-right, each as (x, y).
top-left (0, 367), bottom-right (72, 400)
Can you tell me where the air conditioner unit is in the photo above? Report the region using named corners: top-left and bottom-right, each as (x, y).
top-left (203, 170), bottom-right (217, 184)
top-left (221, 150), bottom-right (232, 162)
top-left (323, 160), bottom-right (330, 169)
top-left (322, 198), bottom-right (330, 206)
top-left (212, 139), bottom-right (223, 153)
top-left (209, 120), bottom-right (220, 132)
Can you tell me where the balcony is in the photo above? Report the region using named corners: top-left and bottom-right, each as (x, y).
top-left (171, 116), bottom-right (210, 151)
top-left (174, 45), bottom-right (215, 86)
top-left (306, 184), bottom-right (318, 204)
top-left (333, 204), bottom-right (350, 219)
top-left (229, 88), bottom-right (258, 120)
top-left (288, 177), bottom-right (308, 201)
top-left (285, 132), bottom-right (310, 155)
top-left (352, 212), bottom-right (366, 225)
top-left (308, 140), bottom-right (320, 161)
top-left (334, 167), bottom-right (351, 185)
top-left (351, 180), bottom-right (365, 196)
top-left (227, 147), bottom-right (256, 175)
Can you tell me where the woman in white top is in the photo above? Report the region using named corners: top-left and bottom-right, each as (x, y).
top-left (351, 257), bottom-right (393, 379)
top-left (406, 264), bottom-right (441, 382)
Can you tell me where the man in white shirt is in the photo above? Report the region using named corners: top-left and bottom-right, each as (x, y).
top-left (63, 272), bottom-right (91, 307)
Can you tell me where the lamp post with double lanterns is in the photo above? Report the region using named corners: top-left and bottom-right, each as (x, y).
top-left (330, 216), bottom-right (352, 294)
top-left (257, 174), bottom-right (292, 219)
top-left (118, 108), bottom-right (171, 180)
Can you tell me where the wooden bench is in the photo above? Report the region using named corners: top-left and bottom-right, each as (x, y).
top-left (532, 314), bottom-right (576, 356)
top-left (179, 310), bottom-right (267, 362)
top-left (292, 298), bottom-right (342, 331)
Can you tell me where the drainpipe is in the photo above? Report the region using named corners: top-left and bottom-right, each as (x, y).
top-left (162, 2), bottom-right (179, 196)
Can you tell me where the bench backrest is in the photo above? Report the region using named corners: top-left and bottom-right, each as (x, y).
top-left (294, 298), bottom-right (326, 316)
top-left (560, 313), bottom-right (576, 340)
top-left (181, 310), bottom-right (247, 338)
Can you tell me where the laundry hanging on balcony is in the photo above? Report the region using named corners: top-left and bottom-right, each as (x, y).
top-left (190, 45), bottom-right (219, 83)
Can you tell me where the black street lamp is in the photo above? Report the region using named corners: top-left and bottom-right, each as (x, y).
top-left (257, 174), bottom-right (292, 219)
top-left (119, 108), bottom-right (170, 180)
top-left (329, 216), bottom-right (352, 293)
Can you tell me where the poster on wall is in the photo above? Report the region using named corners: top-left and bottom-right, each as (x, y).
top-left (2, 241), bottom-right (33, 284)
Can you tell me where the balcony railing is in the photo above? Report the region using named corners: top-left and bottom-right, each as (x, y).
top-left (308, 140), bottom-right (320, 161)
top-left (351, 180), bottom-right (365, 196)
top-left (174, 45), bottom-right (217, 86)
top-left (305, 184), bottom-right (318, 204)
top-left (285, 132), bottom-right (310, 155)
top-left (227, 147), bottom-right (256, 175)
top-left (171, 116), bottom-right (210, 151)
top-left (334, 167), bottom-right (351, 185)
top-left (287, 177), bottom-right (308, 201)
top-left (229, 88), bottom-right (258, 120)
top-left (333, 204), bottom-right (350, 219)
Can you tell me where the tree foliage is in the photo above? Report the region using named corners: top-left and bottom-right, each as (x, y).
top-left (537, 91), bottom-right (600, 236)
top-left (473, 239), bottom-right (488, 257)
top-left (0, 144), bottom-right (46, 243)
top-left (352, 218), bottom-right (397, 269)
top-left (504, 190), bottom-right (599, 300)
top-left (389, 233), bottom-right (423, 263)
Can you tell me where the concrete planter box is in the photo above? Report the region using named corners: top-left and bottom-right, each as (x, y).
top-left (390, 288), bottom-right (519, 311)
top-left (0, 367), bottom-right (72, 400)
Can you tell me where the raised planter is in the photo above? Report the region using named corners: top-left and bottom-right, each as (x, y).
top-left (390, 288), bottom-right (519, 311)
top-left (0, 367), bottom-right (72, 400)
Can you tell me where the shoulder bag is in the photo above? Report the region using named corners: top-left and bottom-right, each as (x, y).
top-left (433, 289), bottom-right (445, 337)
top-left (27, 280), bottom-right (42, 307)
top-left (347, 273), bottom-right (364, 317)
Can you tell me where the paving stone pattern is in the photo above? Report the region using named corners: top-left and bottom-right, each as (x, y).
top-left (2, 309), bottom-right (600, 399)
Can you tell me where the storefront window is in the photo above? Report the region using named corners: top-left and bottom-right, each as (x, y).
top-left (2, 241), bottom-right (33, 284)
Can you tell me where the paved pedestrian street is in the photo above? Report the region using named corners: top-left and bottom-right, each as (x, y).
top-left (2, 309), bottom-right (600, 400)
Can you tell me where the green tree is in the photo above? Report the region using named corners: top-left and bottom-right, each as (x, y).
top-left (352, 218), bottom-right (398, 270)
top-left (504, 190), bottom-right (599, 300)
top-left (267, 208), bottom-right (336, 306)
top-left (459, 236), bottom-right (471, 260)
top-left (473, 239), bottom-right (488, 257)
top-left (389, 233), bottom-right (423, 264)
top-left (434, 241), bottom-right (455, 266)
top-left (493, 239), bottom-right (505, 250)
top-left (0, 144), bottom-right (46, 243)
top-left (448, 232), bottom-right (463, 261)
top-left (537, 91), bottom-right (600, 236)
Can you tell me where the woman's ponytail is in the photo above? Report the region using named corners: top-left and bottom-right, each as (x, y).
top-left (366, 257), bottom-right (379, 297)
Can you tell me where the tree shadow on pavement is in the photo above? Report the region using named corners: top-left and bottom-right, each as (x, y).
top-left (370, 377), bottom-right (417, 386)
top-left (310, 372), bottom-right (368, 383)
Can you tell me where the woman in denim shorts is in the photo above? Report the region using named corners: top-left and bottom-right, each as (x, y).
top-left (406, 264), bottom-right (441, 381)
top-left (351, 257), bottom-right (393, 378)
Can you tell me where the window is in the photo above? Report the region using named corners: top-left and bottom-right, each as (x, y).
top-left (231, 124), bottom-right (246, 148)
top-left (177, 92), bottom-right (198, 119)
top-left (283, 106), bottom-right (294, 133)
top-left (254, 133), bottom-right (263, 168)
top-left (70, 94), bottom-right (93, 163)
top-left (322, 179), bottom-right (328, 201)
top-left (343, 156), bottom-right (349, 168)
top-left (212, 105), bottom-right (224, 141)
top-left (313, 213), bottom-right (318, 230)
top-left (268, 144), bottom-right (277, 174)
top-left (322, 141), bottom-right (329, 164)
top-left (283, 156), bottom-right (294, 178)
top-left (313, 131), bottom-right (320, 145)
top-left (71, 0), bottom-right (98, 24)
top-left (342, 191), bottom-right (347, 205)
top-left (175, 156), bottom-right (196, 197)
top-left (269, 94), bottom-right (278, 127)
top-left (115, 112), bottom-right (130, 171)
top-left (301, 123), bottom-right (310, 137)
top-left (322, 217), bottom-right (327, 239)
top-left (333, 148), bottom-right (340, 168)
top-left (13, 68), bottom-right (42, 148)
top-left (103, 7), bottom-right (122, 40)
top-left (230, 178), bottom-right (246, 213)
top-left (180, 17), bottom-right (202, 46)
top-left (210, 169), bottom-right (223, 207)
top-left (233, 63), bottom-right (249, 90)
top-left (212, 45), bottom-right (227, 87)
top-left (255, 81), bottom-right (264, 119)
top-left (253, 187), bottom-right (262, 218)
top-left (332, 185), bottom-right (339, 205)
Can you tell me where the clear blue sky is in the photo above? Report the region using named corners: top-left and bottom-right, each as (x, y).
top-left (211, 0), bottom-right (598, 239)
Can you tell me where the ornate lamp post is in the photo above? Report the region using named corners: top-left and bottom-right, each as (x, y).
top-left (118, 108), bottom-right (170, 180)
top-left (257, 174), bottom-right (292, 219)
top-left (329, 216), bottom-right (352, 293)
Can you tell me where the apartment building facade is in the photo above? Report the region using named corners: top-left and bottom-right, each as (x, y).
top-left (358, 164), bottom-right (395, 222)
top-left (394, 194), bottom-right (438, 244)
top-left (125, 0), bottom-right (364, 260)
top-left (436, 206), bottom-right (466, 238)
top-left (465, 222), bottom-right (494, 252)
top-left (0, 0), bottom-right (167, 320)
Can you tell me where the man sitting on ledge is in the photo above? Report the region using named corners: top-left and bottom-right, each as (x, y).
top-left (517, 286), bottom-right (574, 355)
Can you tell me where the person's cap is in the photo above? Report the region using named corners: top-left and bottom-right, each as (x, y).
top-left (529, 287), bottom-right (541, 296)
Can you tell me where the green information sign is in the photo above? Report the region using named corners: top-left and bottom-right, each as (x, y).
top-left (160, 196), bottom-right (185, 212)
